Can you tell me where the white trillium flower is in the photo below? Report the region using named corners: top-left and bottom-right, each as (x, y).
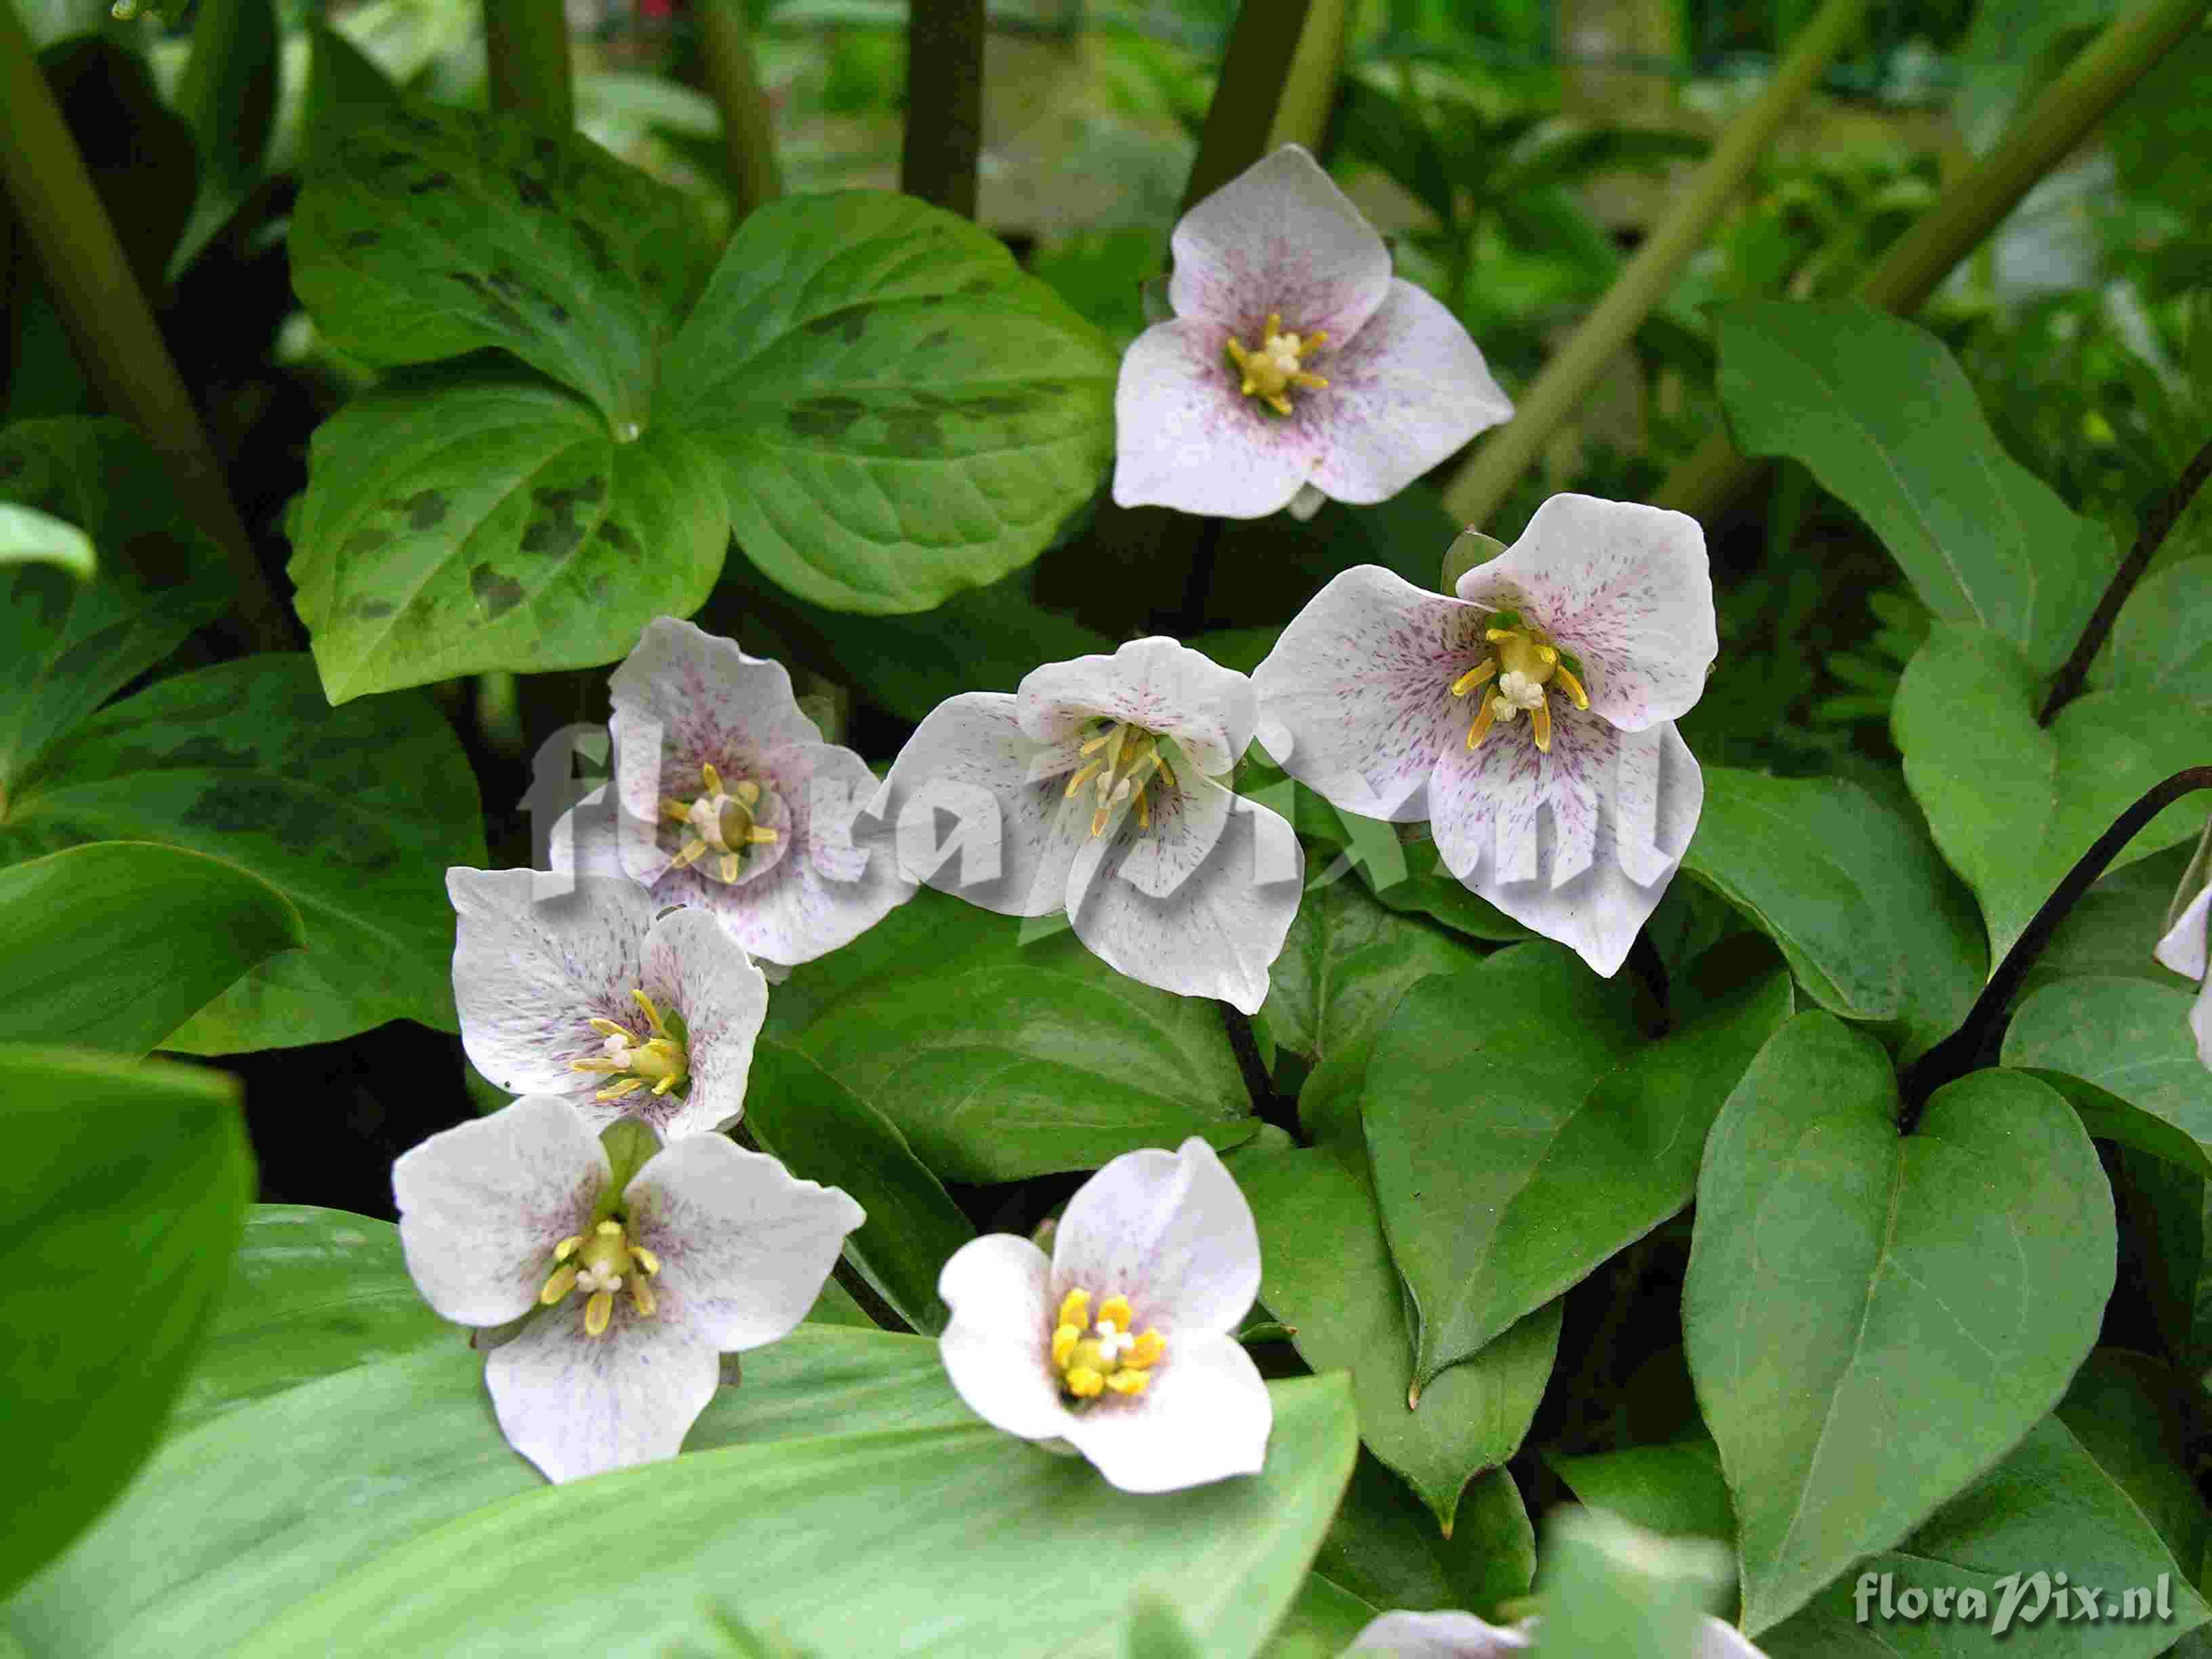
top-left (1253, 493), bottom-right (1717, 976)
top-left (2154, 824), bottom-right (2212, 1071)
top-left (1344, 1610), bottom-right (1763, 1658)
top-left (449, 867), bottom-right (766, 1141)
top-left (393, 1094), bottom-right (863, 1483)
top-left (1112, 144), bottom-right (1513, 522)
top-left (551, 617), bottom-right (915, 972)
top-left (935, 1136), bottom-right (1270, 1493)
top-left (869, 636), bottom-right (1303, 1012)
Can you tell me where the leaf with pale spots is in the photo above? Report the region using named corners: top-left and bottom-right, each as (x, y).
top-left (0, 655), bottom-right (485, 1051)
top-left (290, 369), bottom-right (729, 701)
top-left (290, 102), bottom-right (711, 429)
top-left (659, 191), bottom-right (1118, 615)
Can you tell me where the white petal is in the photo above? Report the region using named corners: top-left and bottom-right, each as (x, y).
top-left (1456, 494), bottom-right (1716, 731)
top-left (1694, 1618), bottom-right (1770, 1659)
top-left (392, 1094), bottom-right (607, 1328)
top-left (1431, 712), bottom-right (1702, 977)
top-left (608, 617), bottom-right (823, 823)
top-left (640, 907), bottom-right (766, 1141)
top-left (1017, 636), bottom-right (1258, 777)
top-left (623, 1134), bottom-right (863, 1352)
top-left (2155, 881), bottom-right (2211, 981)
top-left (937, 1233), bottom-right (1081, 1443)
top-left (1346, 1610), bottom-right (1532, 1656)
top-left (870, 691), bottom-right (1092, 918)
top-left (1111, 317), bottom-right (1316, 519)
top-left (1252, 564), bottom-right (1490, 822)
top-left (1065, 781), bottom-right (1303, 1013)
top-left (1167, 144), bottom-right (1391, 344)
top-left (1305, 280), bottom-right (1513, 507)
top-left (1052, 1136), bottom-right (1261, 1334)
top-left (483, 1298), bottom-right (718, 1483)
top-left (1059, 1329), bottom-right (1270, 1493)
top-left (2190, 980), bottom-right (2211, 1073)
top-left (447, 867), bottom-right (662, 1110)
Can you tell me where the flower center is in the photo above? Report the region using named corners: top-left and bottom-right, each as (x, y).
top-left (540, 1217), bottom-right (661, 1337)
top-left (1447, 610), bottom-right (1590, 755)
top-left (1062, 719), bottom-right (1177, 836)
top-left (1050, 1287), bottom-right (1164, 1400)
top-left (570, 987), bottom-right (689, 1103)
top-left (661, 761), bottom-right (780, 886)
top-left (1225, 311), bottom-right (1330, 416)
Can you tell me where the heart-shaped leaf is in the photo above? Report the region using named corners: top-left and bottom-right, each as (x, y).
top-left (1685, 1013), bottom-right (2114, 1633)
top-left (2005, 977), bottom-right (2212, 1178)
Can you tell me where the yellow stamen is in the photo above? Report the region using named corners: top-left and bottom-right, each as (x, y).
top-left (1485, 628), bottom-right (1517, 643)
top-left (661, 798), bottom-right (693, 824)
top-left (1225, 311), bottom-right (1330, 413)
top-left (1532, 701), bottom-right (1553, 754)
top-left (1064, 760), bottom-right (1102, 798)
top-left (747, 826), bottom-right (779, 845)
top-left (1057, 1289), bottom-right (1090, 1330)
top-left (628, 1276), bottom-right (657, 1319)
top-left (1105, 1370), bottom-right (1149, 1396)
top-left (588, 1017), bottom-right (629, 1039)
top-left (1467, 696), bottom-right (1498, 749)
top-left (1127, 1330), bottom-right (1164, 1368)
top-left (733, 779), bottom-right (760, 806)
top-left (1052, 1324), bottom-right (1080, 1368)
top-left (631, 989), bottom-right (670, 1037)
top-left (540, 1263), bottom-right (579, 1305)
top-left (719, 853), bottom-right (741, 884)
top-left (597, 1077), bottom-right (646, 1101)
top-left (672, 838), bottom-right (708, 869)
top-left (1450, 660), bottom-right (1498, 697)
top-left (701, 762), bottom-right (724, 796)
top-left (1065, 1367), bottom-right (1105, 1399)
top-left (1049, 1284), bottom-right (1166, 1404)
top-left (1099, 1294), bottom-right (1132, 1329)
top-left (631, 1246), bottom-right (660, 1275)
top-left (585, 1290), bottom-right (613, 1336)
top-left (1555, 663), bottom-right (1590, 710)
top-left (554, 1234), bottom-right (583, 1261)
top-left (1134, 792), bottom-right (1150, 830)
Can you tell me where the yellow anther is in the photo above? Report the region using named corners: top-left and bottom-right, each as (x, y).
top-left (585, 1290), bottom-right (613, 1336)
top-left (628, 1275), bottom-right (657, 1319)
top-left (1290, 371), bottom-right (1329, 391)
top-left (1105, 1370), bottom-right (1150, 1396)
top-left (541, 1263), bottom-right (579, 1305)
top-left (732, 779), bottom-right (761, 806)
top-left (1466, 696), bottom-right (1498, 750)
top-left (1065, 1367), bottom-right (1105, 1399)
top-left (631, 989), bottom-right (670, 1037)
top-left (701, 762), bottom-right (724, 796)
top-left (554, 1234), bottom-right (583, 1261)
top-left (747, 825), bottom-right (779, 845)
top-left (1225, 312), bottom-right (1328, 413)
top-left (1058, 1289), bottom-right (1090, 1330)
top-left (1531, 701), bottom-right (1553, 754)
top-left (661, 798), bottom-right (693, 825)
top-left (1064, 760), bottom-right (1102, 798)
top-left (1052, 1324), bottom-right (1081, 1368)
top-left (1555, 663), bottom-right (1590, 710)
top-left (631, 1246), bottom-right (660, 1275)
top-left (672, 838), bottom-right (708, 869)
top-left (1134, 792), bottom-right (1150, 830)
top-left (1536, 643), bottom-right (1558, 665)
top-left (596, 1220), bottom-right (621, 1237)
top-left (1450, 661), bottom-right (1498, 698)
top-left (1099, 1294), bottom-right (1133, 1329)
top-left (719, 853), bottom-right (741, 884)
top-left (1127, 1330), bottom-right (1164, 1368)
top-left (587, 1017), bottom-right (628, 1039)
top-left (1485, 628), bottom-right (1517, 643)
top-left (597, 1077), bottom-right (646, 1101)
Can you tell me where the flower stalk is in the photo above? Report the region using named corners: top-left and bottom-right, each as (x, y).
top-left (900, 0), bottom-right (986, 218)
top-left (699, 0), bottom-right (782, 223)
top-left (483, 0), bottom-right (574, 129)
top-left (1179, 0), bottom-right (1316, 217)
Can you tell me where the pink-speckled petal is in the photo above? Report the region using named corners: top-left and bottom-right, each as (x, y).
top-left (1052, 1137), bottom-right (1262, 1334)
top-left (1065, 781), bottom-right (1303, 1015)
top-left (1430, 711), bottom-right (1703, 977)
top-left (609, 617), bottom-right (823, 823)
top-left (937, 1233), bottom-right (1079, 1443)
top-left (625, 1134), bottom-right (863, 1352)
top-left (1305, 280), bottom-right (1513, 506)
top-left (447, 867), bottom-right (664, 1115)
top-left (2156, 878), bottom-right (2211, 981)
top-left (1252, 565), bottom-right (1490, 823)
top-left (1017, 636), bottom-right (1257, 777)
top-left (1057, 1328), bottom-right (1271, 1494)
top-left (1167, 144), bottom-right (1391, 342)
top-left (871, 691), bottom-right (1092, 919)
top-left (1347, 1610), bottom-right (1533, 1656)
top-left (483, 1294), bottom-right (718, 1483)
top-left (1113, 317), bottom-right (1317, 519)
top-left (1456, 494), bottom-right (1716, 731)
top-left (393, 1094), bottom-right (608, 1328)
top-left (638, 907), bottom-right (766, 1141)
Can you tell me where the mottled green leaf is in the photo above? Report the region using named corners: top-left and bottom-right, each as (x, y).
top-left (0, 654), bottom-right (486, 1051)
top-left (1685, 1015), bottom-right (2114, 1633)
top-left (659, 192), bottom-right (1116, 615)
top-left (291, 369), bottom-right (729, 701)
top-left (0, 1044), bottom-right (249, 1601)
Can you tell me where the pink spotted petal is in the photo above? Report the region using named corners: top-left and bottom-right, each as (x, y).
top-left (1168, 144), bottom-right (1392, 343)
top-left (1112, 316), bottom-right (1317, 519)
top-left (1017, 636), bottom-right (1257, 778)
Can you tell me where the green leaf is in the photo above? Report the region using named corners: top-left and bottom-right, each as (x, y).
top-left (0, 842), bottom-right (303, 1052)
top-left (1126, 1595), bottom-right (1207, 1659)
top-left (290, 368), bottom-right (729, 701)
top-left (658, 192), bottom-right (1117, 615)
top-left (1314, 1454), bottom-right (1535, 1622)
top-left (1536, 1507), bottom-right (1730, 1659)
top-left (1549, 1435), bottom-right (1736, 1544)
top-left (1717, 301), bottom-right (2112, 674)
top-left (0, 654), bottom-right (487, 1051)
top-left (1237, 1135), bottom-right (1560, 1534)
top-left (1757, 1414), bottom-right (2212, 1657)
top-left (303, 25), bottom-right (403, 169)
top-left (2056, 1349), bottom-right (2209, 1580)
top-left (0, 417), bottom-right (232, 801)
top-left (291, 104), bottom-right (711, 429)
top-left (0, 1044), bottom-right (249, 1601)
top-left (762, 888), bottom-right (1253, 1181)
top-left (0, 501), bottom-right (92, 577)
top-left (2005, 977), bottom-right (2212, 1177)
top-left (743, 1040), bottom-right (975, 1335)
top-left (2116, 1148), bottom-right (2212, 1376)
top-left (2020, 840), bottom-right (2200, 1002)
top-left (1364, 944), bottom-right (1791, 1384)
top-left (1893, 623), bottom-right (2211, 962)
top-left (1682, 769), bottom-right (1982, 1060)
top-left (1258, 1576), bottom-right (1380, 1659)
top-left (1683, 1014), bottom-right (2115, 1634)
top-left (174, 0), bottom-right (277, 192)
top-left (2094, 558), bottom-right (2212, 701)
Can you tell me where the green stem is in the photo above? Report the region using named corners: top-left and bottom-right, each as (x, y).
top-left (699, 0), bottom-right (781, 222)
top-left (1656, 0), bottom-right (2212, 522)
top-left (1180, 0), bottom-right (1315, 216)
top-left (1440, 0), bottom-right (1870, 531)
top-left (900, 0), bottom-right (985, 218)
top-left (1263, 0), bottom-right (1350, 156)
top-left (0, 0), bottom-right (293, 652)
top-left (483, 0), bottom-right (573, 129)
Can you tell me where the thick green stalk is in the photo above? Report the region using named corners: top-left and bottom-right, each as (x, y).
top-left (1656, 0), bottom-right (2212, 521)
top-left (1264, 0), bottom-right (1350, 155)
top-left (483, 0), bottom-right (573, 129)
top-left (0, 0), bottom-right (293, 651)
top-left (900, 0), bottom-right (986, 218)
top-left (1441, 0), bottom-right (1870, 531)
top-left (1180, 0), bottom-right (1315, 216)
top-left (699, 0), bottom-right (781, 222)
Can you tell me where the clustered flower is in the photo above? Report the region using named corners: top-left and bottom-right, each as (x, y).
top-left (392, 143), bottom-right (1727, 1511)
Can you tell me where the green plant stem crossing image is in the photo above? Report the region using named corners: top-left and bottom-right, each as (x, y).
top-left (3, 0), bottom-right (2211, 1654)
